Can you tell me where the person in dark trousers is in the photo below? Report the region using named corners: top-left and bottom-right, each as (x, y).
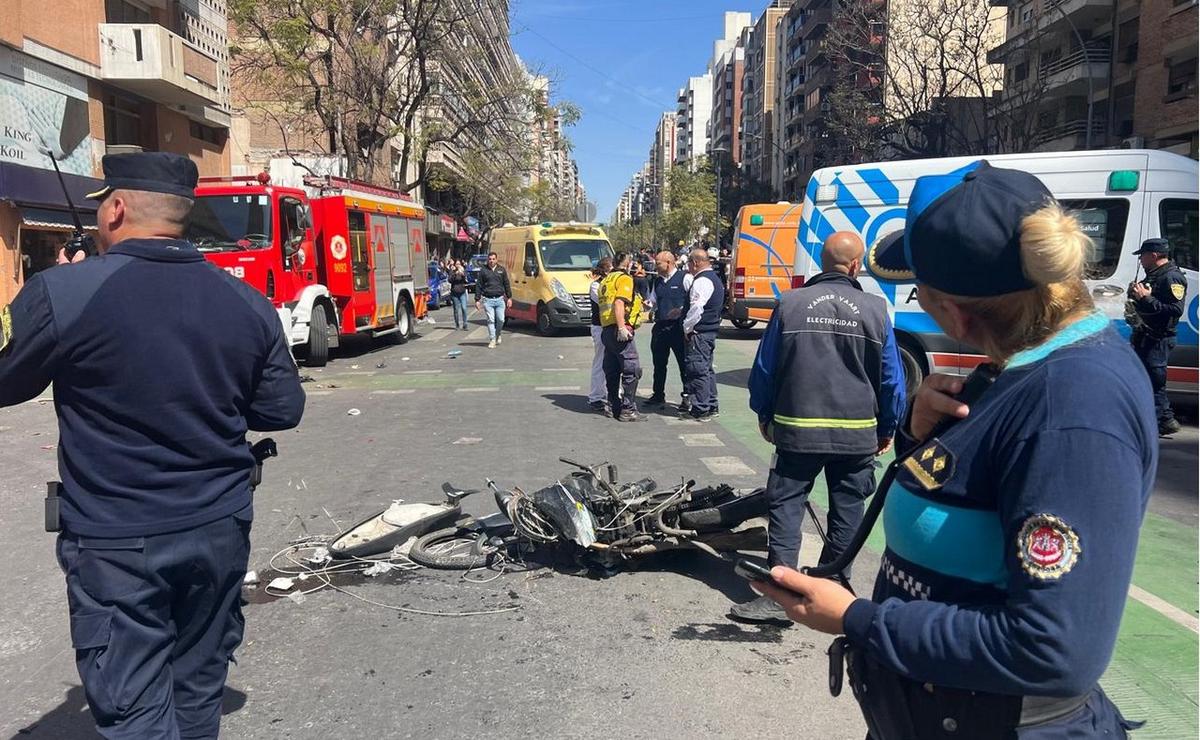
top-left (474, 251), bottom-right (511, 348)
top-left (681, 247), bottom-right (724, 421)
top-left (752, 162), bottom-right (1153, 739)
top-left (644, 250), bottom-right (688, 409)
top-left (588, 256), bottom-right (613, 413)
top-left (448, 259), bottom-right (470, 330)
top-left (598, 251), bottom-right (646, 421)
top-left (632, 261), bottom-right (651, 302)
top-left (1126, 237), bottom-right (1187, 435)
top-left (733, 231), bottom-right (905, 624)
top-left (0, 152), bottom-right (305, 738)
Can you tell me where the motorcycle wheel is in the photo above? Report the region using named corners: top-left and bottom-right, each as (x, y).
top-left (409, 527), bottom-right (493, 570)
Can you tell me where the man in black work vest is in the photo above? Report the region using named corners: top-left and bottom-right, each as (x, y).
top-left (681, 247), bottom-right (724, 421)
top-left (645, 250), bottom-right (689, 410)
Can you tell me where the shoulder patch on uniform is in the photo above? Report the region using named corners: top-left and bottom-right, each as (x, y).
top-left (901, 439), bottom-right (955, 491)
top-left (0, 305), bottom-right (11, 354)
top-left (1171, 283), bottom-right (1186, 300)
top-left (1017, 514), bottom-right (1080, 580)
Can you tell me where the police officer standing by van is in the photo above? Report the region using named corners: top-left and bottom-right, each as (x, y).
top-left (681, 247), bottom-right (724, 421)
top-left (0, 153), bottom-right (305, 738)
top-left (1128, 237), bottom-right (1187, 435)
top-left (733, 231), bottom-right (905, 624)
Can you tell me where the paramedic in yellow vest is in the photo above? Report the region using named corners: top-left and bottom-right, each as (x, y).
top-left (598, 251), bottom-right (646, 422)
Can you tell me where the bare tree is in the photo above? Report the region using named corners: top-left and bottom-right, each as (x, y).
top-left (823, 0), bottom-right (1047, 159)
top-left (229, 0), bottom-right (553, 191)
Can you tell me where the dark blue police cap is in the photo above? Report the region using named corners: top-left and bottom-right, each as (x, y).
top-left (865, 160), bottom-right (1054, 297)
top-left (85, 152), bottom-right (199, 201)
top-left (1132, 238), bottom-right (1170, 255)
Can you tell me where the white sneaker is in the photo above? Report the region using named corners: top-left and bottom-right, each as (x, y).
top-left (496, 334), bottom-right (502, 345)
top-left (488, 340), bottom-right (496, 348)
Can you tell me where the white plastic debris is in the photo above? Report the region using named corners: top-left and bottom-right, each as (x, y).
top-left (296, 572), bottom-right (310, 582)
top-left (243, 570), bottom-right (259, 586)
top-left (347, 408), bottom-right (362, 416)
top-left (350, 364), bottom-right (360, 369)
top-left (557, 355), bottom-right (565, 360)
top-left (402, 357), bottom-right (411, 361)
top-left (286, 591), bottom-right (307, 604)
top-left (362, 561), bottom-right (396, 577)
top-left (267, 577), bottom-right (295, 591)
top-left (392, 538), bottom-right (416, 557)
top-left (305, 547), bottom-right (331, 566)
top-left (426, 317), bottom-right (437, 324)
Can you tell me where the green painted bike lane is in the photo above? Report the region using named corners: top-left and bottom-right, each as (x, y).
top-left (705, 336), bottom-right (1198, 738)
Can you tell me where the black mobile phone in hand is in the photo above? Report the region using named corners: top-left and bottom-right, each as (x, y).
top-left (734, 557), bottom-right (775, 583)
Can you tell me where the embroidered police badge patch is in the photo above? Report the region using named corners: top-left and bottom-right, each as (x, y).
top-left (902, 439), bottom-right (955, 491)
top-left (0, 305), bottom-right (11, 354)
top-left (1171, 283), bottom-right (1186, 300)
top-left (1017, 514), bottom-right (1080, 580)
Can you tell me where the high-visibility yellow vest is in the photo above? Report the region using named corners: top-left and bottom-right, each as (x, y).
top-left (598, 271), bottom-right (643, 328)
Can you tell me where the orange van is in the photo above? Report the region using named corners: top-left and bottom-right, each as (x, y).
top-left (725, 202), bottom-right (803, 329)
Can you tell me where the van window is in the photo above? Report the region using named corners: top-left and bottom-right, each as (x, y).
top-left (1061, 199), bottom-right (1130, 279)
top-left (524, 242), bottom-right (537, 271)
top-left (1160, 198), bottom-right (1198, 271)
top-left (538, 239), bottom-right (613, 270)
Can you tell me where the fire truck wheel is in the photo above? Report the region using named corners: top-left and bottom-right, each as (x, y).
top-left (394, 298), bottom-right (414, 342)
top-left (306, 307), bottom-right (330, 367)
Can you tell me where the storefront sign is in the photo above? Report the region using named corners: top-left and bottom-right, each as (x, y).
top-left (0, 47), bottom-right (93, 177)
top-left (440, 215), bottom-right (455, 234)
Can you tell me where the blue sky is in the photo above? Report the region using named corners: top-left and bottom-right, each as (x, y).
top-left (510, 0), bottom-right (755, 222)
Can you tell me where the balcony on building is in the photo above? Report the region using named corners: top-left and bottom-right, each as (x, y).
top-left (988, 0), bottom-right (1114, 62)
top-left (99, 23), bottom-right (227, 121)
top-left (1032, 116), bottom-right (1107, 150)
top-left (1038, 44), bottom-right (1112, 91)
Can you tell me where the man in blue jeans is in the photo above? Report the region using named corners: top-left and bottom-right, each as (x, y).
top-left (733, 231), bottom-right (905, 624)
top-left (474, 252), bottom-right (511, 348)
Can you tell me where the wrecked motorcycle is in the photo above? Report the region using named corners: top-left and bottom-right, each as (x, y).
top-left (409, 457), bottom-right (767, 570)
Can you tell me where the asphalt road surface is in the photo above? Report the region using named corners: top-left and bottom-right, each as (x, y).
top-left (1, 313), bottom-right (1196, 739)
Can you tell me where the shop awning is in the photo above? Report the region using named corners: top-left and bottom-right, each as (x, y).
top-left (456, 228), bottom-right (470, 242)
top-left (0, 162), bottom-right (103, 212)
top-left (21, 207), bottom-right (97, 231)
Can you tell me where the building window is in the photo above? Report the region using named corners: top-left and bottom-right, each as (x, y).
top-left (103, 91), bottom-right (143, 146)
top-left (1166, 58), bottom-right (1197, 100)
top-left (189, 121), bottom-right (224, 146)
top-left (105, 0), bottom-right (151, 23)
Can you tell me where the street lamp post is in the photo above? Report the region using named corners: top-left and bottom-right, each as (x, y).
top-left (710, 146), bottom-right (730, 249)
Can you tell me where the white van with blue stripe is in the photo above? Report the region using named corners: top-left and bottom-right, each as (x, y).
top-left (794, 150), bottom-right (1198, 398)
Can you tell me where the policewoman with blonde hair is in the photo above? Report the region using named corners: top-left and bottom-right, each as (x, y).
top-left (753, 162), bottom-right (1153, 738)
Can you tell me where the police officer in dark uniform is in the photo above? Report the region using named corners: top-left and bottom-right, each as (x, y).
top-left (1127, 237), bottom-right (1187, 435)
top-left (0, 152), bottom-right (305, 738)
top-left (751, 162), bottom-right (1152, 739)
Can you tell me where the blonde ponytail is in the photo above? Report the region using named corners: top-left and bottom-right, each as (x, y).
top-left (940, 201), bottom-right (1095, 363)
top-left (1020, 202), bottom-right (1090, 285)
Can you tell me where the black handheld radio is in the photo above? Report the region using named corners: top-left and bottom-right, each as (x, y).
top-left (41, 146), bottom-right (96, 260)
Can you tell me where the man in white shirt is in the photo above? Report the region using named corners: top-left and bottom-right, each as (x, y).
top-left (681, 248), bottom-right (725, 421)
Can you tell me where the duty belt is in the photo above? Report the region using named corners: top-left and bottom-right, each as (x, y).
top-left (828, 638), bottom-right (1091, 738)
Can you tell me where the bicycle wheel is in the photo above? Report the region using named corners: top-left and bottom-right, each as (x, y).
top-left (409, 527), bottom-right (492, 570)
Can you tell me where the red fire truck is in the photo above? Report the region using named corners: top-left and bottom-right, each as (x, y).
top-left (186, 173), bottom-right (430, 366)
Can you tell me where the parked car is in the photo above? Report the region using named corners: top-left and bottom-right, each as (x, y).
top-left (465, 253), bottom-right (489, 287)
top-left (427, 262), bottom-right (451, 309)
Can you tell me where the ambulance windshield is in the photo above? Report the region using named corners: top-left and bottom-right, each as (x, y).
top-left (187, 195), bottom-right (273, 252)
top-left (538, 239), bottom-right (613, 270)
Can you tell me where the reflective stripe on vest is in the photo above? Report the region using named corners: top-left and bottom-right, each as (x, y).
top-left (773, 414), bottom-right (877, 429)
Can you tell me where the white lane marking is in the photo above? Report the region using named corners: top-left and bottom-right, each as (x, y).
top-left (535, 386), bottom-right (582, 391)
top-left (452, 437), bottom-right (483, 445)
top-left (473, 368), bottom-right (514, 373)
top-left (468, 326), bottom-right (489, 341)
top-left (679, 433), bottom-right (725, 447)
top-left (455, 387), bottom-right (498, 393)
top-left (699, 456), bottom-right (757, 477)
top-left (1128, 584), bottom-right (1199, 634)
top-left (404, 370), bottom-right (442, 375)
top-left (541, 368), bottom-right (581, 372)
top-left (306, 391), bottom-right (334, 396)
top-left (339, 371), bottom-right (376, 376)
top-left (663, 417), bottom-right (701, 426)
top-left (370, 389), bottom-right (416, 395)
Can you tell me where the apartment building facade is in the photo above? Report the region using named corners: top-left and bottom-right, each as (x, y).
top-left (739, 1), bottom-right (792, 190)
top-left (0, 0), bottom-right (231, 306)
top-left (989, 0), bottom-right (1197, 155)
top-left (709, 12), bottom-right (753, 165)
top-left (676, 73), bottom-right (713, 168)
